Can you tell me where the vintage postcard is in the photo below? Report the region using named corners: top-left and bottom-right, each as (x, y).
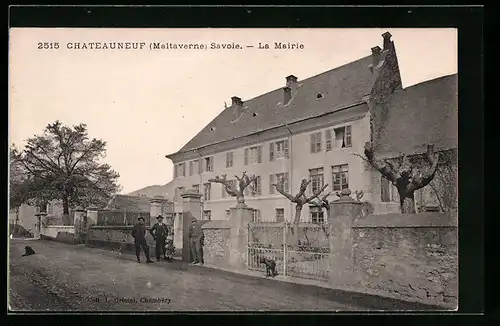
top-left (8, 27), bottom-right (458, 312)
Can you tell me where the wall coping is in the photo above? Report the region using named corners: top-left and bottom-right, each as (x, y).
top-left (45, 225), bottom-right (74, 228)
top-left (202, 220), bottom-right (231, 229)
top-left (353, 212), bottom-right (458, 228)
top-left (89, 225), bottom-right (151, 230)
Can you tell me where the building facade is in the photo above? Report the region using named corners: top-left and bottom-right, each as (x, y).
top-left (166, 32), bottom-right (457, 222)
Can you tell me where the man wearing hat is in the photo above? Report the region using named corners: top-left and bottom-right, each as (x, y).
top-left (188, 216), bottom-right (204, 265)
top-left (150, 215), bottom-right (169, 261)
top-left (131, 217), bottom-right (153, 263)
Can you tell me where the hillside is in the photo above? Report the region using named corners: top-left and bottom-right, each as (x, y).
top-left (127, 181), bottom-right (174, 200)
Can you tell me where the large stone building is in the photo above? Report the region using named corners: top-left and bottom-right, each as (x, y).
top-left (165, 31), bottom-right (457, 222)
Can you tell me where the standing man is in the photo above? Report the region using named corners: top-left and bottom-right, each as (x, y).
top-left (188, 217), bottom-right (204, 265)
top-left (131, 217), bottom-right (153, 263)
top-left (150, 215), bottom-right (169, 261)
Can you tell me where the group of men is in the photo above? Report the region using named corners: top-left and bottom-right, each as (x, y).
top-left (131, 214), bottom-right (204, 265)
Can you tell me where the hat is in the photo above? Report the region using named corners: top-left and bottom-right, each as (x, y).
top-left (157, 215), bottom-right (164, 220)
top-left (138, 217), bottom-right (145, 221)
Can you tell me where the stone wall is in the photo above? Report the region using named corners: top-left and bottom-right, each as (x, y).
top-left (86, 226), bottom-right (159, 255)
top-left (202, 220), bottom-right (231, 268)
top-left (40, 226), bottom-right (77, 244)
top-left (351, 212), bottom-right (458, 308)
top-left (97, 210), bottom-right (151, 226)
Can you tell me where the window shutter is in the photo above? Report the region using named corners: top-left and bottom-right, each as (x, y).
top-left (318, 132), bottom-right (322, 152)
top-left (257, 146), bottom-right (262, 163)
top-left (198, 159), bottom-right (203, 173)
top-left (174, 165), bottom-right (178, 178)
top-left (257, 176), bottom-right (262, 195)
top-left (381, 176), bottom-right (390, 202)
top-left (284, 173), bottom-right (289, 192)
top-left (182, 164), bottom-right (186, 176)
top-left (244, 148), bottom-right (249, 165)
top-left (210, 156), bottom-right (214, 171)
top-left (284, 139), bottom-right (289, 158)
top-left (269, 143), bottom-right (275, 161)
top-left (310, 134), bottom-right (315, 153)
top-left (325, 129), bottom-right (332, 151)
top-left (269, 174), bottom-right (275, 194)
top-left (345, 125), bottom-right (352, 147)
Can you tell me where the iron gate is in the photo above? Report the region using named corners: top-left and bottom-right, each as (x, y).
top-left (247, 221), bottom-right (331, 282)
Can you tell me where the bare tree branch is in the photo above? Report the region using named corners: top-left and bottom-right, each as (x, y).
top-left (273, 181), bottom-right (297, 202)
top-left (305, 183), bottom-right (329, 203)
top-left (364, 142), bottom-right (399, 182)
top-left (408, 144), bottom-right (440, 192)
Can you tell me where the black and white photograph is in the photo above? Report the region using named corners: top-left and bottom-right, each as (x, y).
top-left (8, 27), bottom-right (458, 312)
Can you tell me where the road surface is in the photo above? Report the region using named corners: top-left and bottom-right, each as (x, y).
top-left (8, 239), bottom-right (437, 312)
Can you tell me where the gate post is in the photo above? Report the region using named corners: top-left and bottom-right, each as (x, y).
top-left (283, 221), bottom-right (287, 276)
top-left (181, 189), bottom-right (203, 262)
top-left (73, 206), bottom-right (86, 243)
top-left (328, 189), bottom-right (362, 287)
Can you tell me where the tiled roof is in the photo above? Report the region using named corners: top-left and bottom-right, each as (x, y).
top-left (374, 73), bottom-right (458, 156)
top-left (104, 194), bottom-right (152, 213)
top-left (177, 54), bottom-right (383, 153)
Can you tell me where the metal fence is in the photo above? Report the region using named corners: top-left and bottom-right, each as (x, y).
top-left (247, 221), bottom-right (330, 282)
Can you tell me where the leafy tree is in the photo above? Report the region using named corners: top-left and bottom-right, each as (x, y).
top-left (10, 121), bottom-right (121, 225)
top-left (9, 146), bottom-right (35, 223)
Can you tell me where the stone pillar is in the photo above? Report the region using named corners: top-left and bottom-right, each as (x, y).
top-left (33, 212), bottom-right (46, 239)
top-left (150, 196), bottom-right (168, 226)
top-left (86, 205), bottom-right (98, 227)
top-left (73, 206), bottom-right (86, 243)
top-left (228, 204), bottom-right (253, 270)
top-left (328, 189), bottom-right (363, 287)
top-left (181, 189), bottom-right (203, 262)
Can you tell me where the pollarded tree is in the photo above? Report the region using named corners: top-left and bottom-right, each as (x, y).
top-left (363, 141), bottom-right (441, 213)
top-left (208, 171), bottom-right (257, 206)
top-left (273, 178), bottom-right (328, 245)
top-left (11, 121), bottom-right (121, 225)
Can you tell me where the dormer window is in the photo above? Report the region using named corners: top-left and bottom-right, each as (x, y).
top-left (210, 127), bottom-right (216, 132)
top-left (316, 93), bottom-right (324, 99)
top-left (252, 112), bottom-right (258, 117)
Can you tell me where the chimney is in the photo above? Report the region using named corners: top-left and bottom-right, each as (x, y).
top-left (371, 46), bottom-right (382, 67)
top-left (382, 31), bottom-right (392, 51)
top-left (286, 75), bottom-right (298, 89)
top-left (231, 96), bottom-right (244, 117)
top-left (283, 86), bottom-right (291, 105)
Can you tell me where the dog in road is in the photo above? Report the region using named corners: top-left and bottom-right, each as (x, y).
top-left (22, 246), bottom-right (35, 257)
top-left (259, 257), bottom-right (278, 277)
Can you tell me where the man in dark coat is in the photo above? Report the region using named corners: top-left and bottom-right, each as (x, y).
top-left (149, 215), bottom-right (169, 261)
top-left (131, 217), bottom-right (153, 263)
top-left (188, 217), bottom-right (204, 265)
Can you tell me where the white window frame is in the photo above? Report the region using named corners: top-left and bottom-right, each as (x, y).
top-left (225, 152), bottom-right (234, 168)
top-left (270, 173), bottom-right (289, 194)
top-left (192, 184), bottom-right (200, 194)
top-left (310, 206), bottom-right (325, 223)
top-left (332, 164), bottom-right (349, 191)
top-left (245, 146), bottom-right (262, 165)
top-left (203, 183), bottom-right (211, 201)
top-left (204, 157), bottom-right (213, 172)
top-left (252, 209), bottom-right (261, 222)
top-left (309, 167), bottom-right (324, 194)
top-left (275, 208), bottom-right (285, 222)
top-left (310, 132), bottom-right (322, 153)
top-left (333, 125), bottom-right (352, 149)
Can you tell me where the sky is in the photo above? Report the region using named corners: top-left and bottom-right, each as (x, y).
top-left (9, 28), bottom-right (457, 194)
